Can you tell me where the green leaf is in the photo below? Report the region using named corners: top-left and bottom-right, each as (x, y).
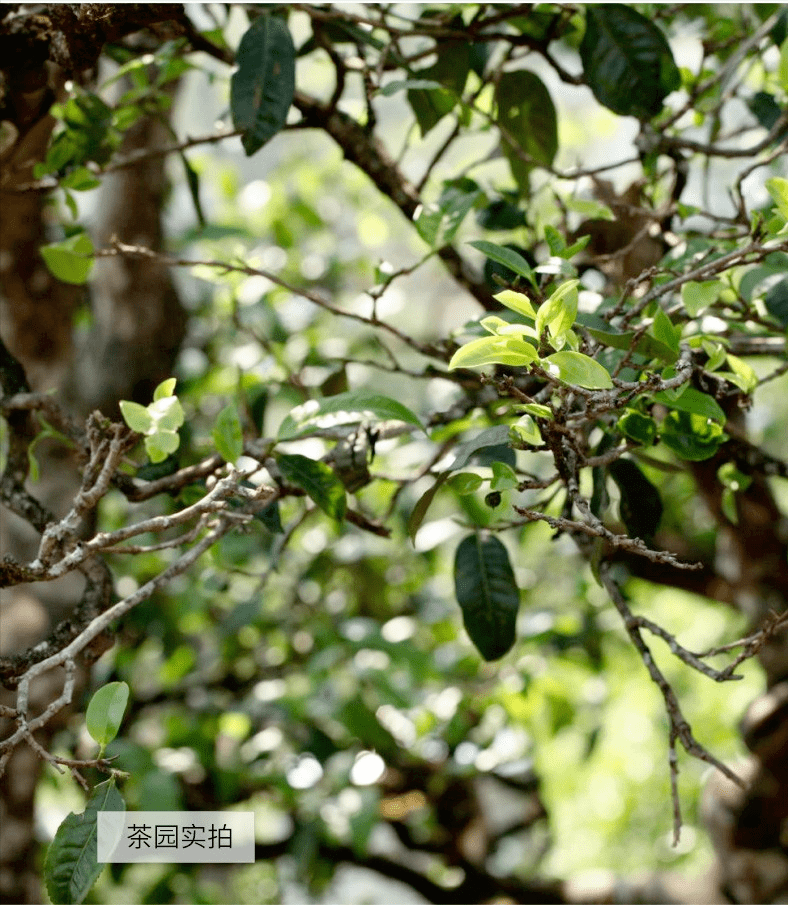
top-left (580, 5), bottom-right (681, 119)
top-left (470, 240), bottom-right (537, 287)
top-left (495, 70), bottom-right (558, 191)
top-left (447, 472), bottom-right (485, 495)
top-left (213, 403), bottom-right (244, 464)
top-left (779, 37), bottom-right (788, 93)
top-left (448, 335), bottom-right (538, 370)
top-left (59, 166), bottom-right (101, 192)
top-left (766, 176), bottom-right (788, 220)
top-left (85, 682), bottom-right (129, 748)
top-left (407, 41), bottom-right (470, 136)
top-left (278, 390), bottom-right (423, 440)
top-left (277, 453), bottom-right (346, 519)
top-left (518, 403), bottom-right (552, 419)
top-left (720, 354), bottom-right (758, 394)
top-left (144, 430), bottom-right (180, 464)
top-left (565, 197), bottom-right (616, 221)
top-left (650, 307), bottom-right (680, 354)
top-left (536, 279), bottom-right (579, 344)
top-left (230, 15), bottom-right (295, 156)
top-left (701, 339), bottom-right (727, 372)
top-left (660, 410), bottom-right (726, 461)
top-left (542, 351), bottom-right (614, 389)
top-left (652, 386), bottom-right (726, 424)
top-left (510, 414), bottom-right (543, 446)
top-left (718, 461), bottom-right (752, 493)
top-left (617, 409), bottom-right (657, 446)
top-left (454, 533), bottom-right (520, 660)
top-left (681, 280), bottom-right (723, 316)
top-left (490, 461), bottom-right (518, 491)
top-left (40, 232), bottom-right (95, 285)
top-left (414, 178), bottom-right (483, 247)
top-left (153, 377), bottom-right (177, 400)
top-left (44, 780), bottom-right (125, 905)
top-left (118, 400), bottom-right (153, 434)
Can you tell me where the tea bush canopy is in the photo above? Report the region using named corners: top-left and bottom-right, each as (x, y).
top-left (1, 4), bottom-right (788, 903)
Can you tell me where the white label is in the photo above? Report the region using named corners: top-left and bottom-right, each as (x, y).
top-left (97, 811), bottom-right (254, 863)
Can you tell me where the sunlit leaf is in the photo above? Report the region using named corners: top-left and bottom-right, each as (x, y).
top-left (40, 232), bottom-right (95, 285)
top-left (494, 290), bottom-right (537, 320)
top-left (118, 400), bottom-right (153, 434)
top-left (448, 335), bottom-right (538, 370)
top-left (542, 351), bottom-right (613, 388)
top-left (86, 682), bottom-right (130, 748)
top-left (766, 176), bottom-right (788, 220)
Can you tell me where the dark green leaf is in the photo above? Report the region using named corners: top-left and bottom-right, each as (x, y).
top-left (414, 178), bottom-right (483, 247)
top-left (580, 5), bottom-right (681, 119)
top-left (764, 277), bottom-right (788, 328)
top-left (180, 152), bottom-right (205, 229)
top-left (408, 471), bottom-right (449, 543)
top-left (608, 458), bottom-right (663, 543)
top-left (231, 15), bottom-right (295, 156)
top-left (747, 91), bottom-right (788, 138)
top-left (450, 425), bottom-right (513, 470)
top-left (277, 453), bottom-right (346, 519)
top-left (652, 386), bottom-right (726, 424)
top-left (407, 42), bottom-right (470, 136)
top-left (586, 326), bottom-right (678, 363)
top-left (495, 70), bottom-right (558, 191)
top-left (475, 196), bottom-right (527, 231)
top-left (660, 410), bottom-right (726, 461)
top-left (44, 780), bottom-right (125, 905)
top-left (254, 499), bottom-right (284, 533)
top-left (470, 240), bottom-right (536, 287)
top-left (454, 533), bottom-right (520, 660)
top-left (617, 410), bottom-right (658, 446)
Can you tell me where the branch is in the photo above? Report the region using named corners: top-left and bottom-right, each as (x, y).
top-left (291, 90), bottom-right (497, 312)
top-left (598, 563), bottom-right (744, 844)
top-left (0, 516), bottom-right (232, 776)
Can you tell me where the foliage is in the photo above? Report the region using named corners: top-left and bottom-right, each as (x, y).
top-left (2, 3), bottom-right (788, 904)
